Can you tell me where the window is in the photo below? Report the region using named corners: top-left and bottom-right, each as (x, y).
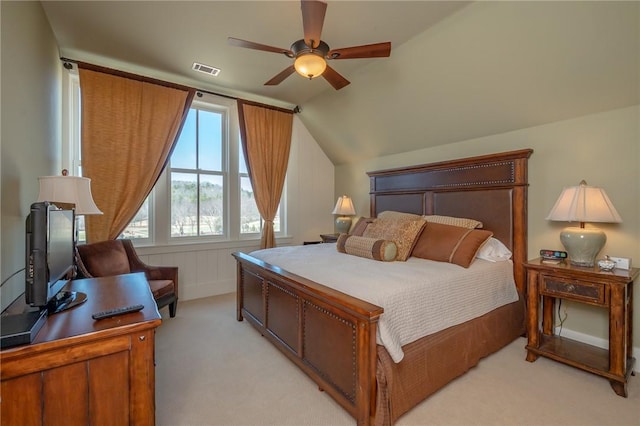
top-left (64, 69), bottom-right (284, 245)
top-left (170, 107), bottom-right (225, 238)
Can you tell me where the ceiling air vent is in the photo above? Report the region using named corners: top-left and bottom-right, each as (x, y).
top-left (192, 62), bottom-right (220, 77)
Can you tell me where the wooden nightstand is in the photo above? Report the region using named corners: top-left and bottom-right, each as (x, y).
top-left (320, 233), bottom-right (340, 243)
top-left (524, 258), bottom-right (638, 397)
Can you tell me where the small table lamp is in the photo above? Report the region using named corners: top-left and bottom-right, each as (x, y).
top-left (37, 170), bottom-right (102, 216)
top-left (332, 195), bottom-right (356, 234)
top-left (37, 170), bottom-right (103, 254)
top-left (546, 180), bottom-right (622, 267)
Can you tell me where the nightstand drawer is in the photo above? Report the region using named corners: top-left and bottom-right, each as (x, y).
top-left (541, 275), bottom-right (606, 305)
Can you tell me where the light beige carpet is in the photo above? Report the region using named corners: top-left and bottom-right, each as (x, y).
top-left (155, 293), bottom-right (639, 426)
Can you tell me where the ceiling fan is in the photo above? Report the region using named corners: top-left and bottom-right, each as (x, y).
top-left (228, 0), bottom-right (391, 90)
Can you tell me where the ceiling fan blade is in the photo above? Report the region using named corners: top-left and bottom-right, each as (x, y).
top-left (228, 37), bottom-right (293, 56)
top-left (322, 65), bottom-right (350, 90)
top-left (327, 42), bottom-right (391, 60)
top-left (301, 0), bottom-right (327, 48)
top-left (265, 65), bottom-right (296, 86)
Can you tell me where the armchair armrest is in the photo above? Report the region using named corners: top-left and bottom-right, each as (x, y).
top-left (122, 240), bottom-right (179, 299)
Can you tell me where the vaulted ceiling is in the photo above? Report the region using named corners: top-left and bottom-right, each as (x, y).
top-left (41, 1), bottom-right (639, 165)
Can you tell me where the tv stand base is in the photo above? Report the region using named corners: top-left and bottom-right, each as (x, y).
top-left (47, 290), bottom-right (87, 314)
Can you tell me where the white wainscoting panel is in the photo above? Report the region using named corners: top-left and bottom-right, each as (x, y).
top-left (136, 241), bottom-right (273, 301)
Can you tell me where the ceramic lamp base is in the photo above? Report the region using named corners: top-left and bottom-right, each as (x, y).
top-left (560, 226), bottom-right (606, 267)
top-left (335, 216), bottom-right (352, 234)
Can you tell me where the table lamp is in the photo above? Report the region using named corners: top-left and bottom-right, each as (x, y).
top-left (332, 195), bottom-right (356, 234)
top-left (546, 180), bottom-right (622, 267)
top-left (37, 170), bottom-right (102, 215)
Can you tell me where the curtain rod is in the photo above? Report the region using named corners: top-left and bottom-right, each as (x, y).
top-left (61, 57), bottom-right (300, 114)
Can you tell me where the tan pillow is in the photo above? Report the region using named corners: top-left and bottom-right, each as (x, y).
top-left (362, 216), bottom-right (427, 261)
top-left (350, 217), bottom-right (375, 236)
top-left (412, 222), bottom-right (493, 268)
top-left (378, 211), bottom-right (422, 221)
top-left (423, 215), bottom-right (483, 229)
top-left (337, 234), bottom-right (397, 262)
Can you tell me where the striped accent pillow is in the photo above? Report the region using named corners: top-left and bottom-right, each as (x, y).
top-left (337, 234), bottom-right (397, 262)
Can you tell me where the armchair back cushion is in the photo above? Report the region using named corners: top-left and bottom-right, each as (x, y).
top-left (77, 241), bottom-right (131, 277)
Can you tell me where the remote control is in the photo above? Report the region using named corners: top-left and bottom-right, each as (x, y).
top-left (92, 304), bottom-right (144, 320)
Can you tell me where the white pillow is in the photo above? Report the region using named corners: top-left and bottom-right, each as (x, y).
top-left (476, 237), bottom-right (512, 262)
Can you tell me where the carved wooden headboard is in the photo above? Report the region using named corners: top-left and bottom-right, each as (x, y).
top-left (367, 149), bottom-right (533, 293)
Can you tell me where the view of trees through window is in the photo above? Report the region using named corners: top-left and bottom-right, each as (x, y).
top-left (121, 198), bottom-right (149, 239)
top-left (170, 173), bottom-right (222, 237)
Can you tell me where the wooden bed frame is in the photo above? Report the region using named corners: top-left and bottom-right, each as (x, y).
top-left (233, 149), bottom-right (532, 425)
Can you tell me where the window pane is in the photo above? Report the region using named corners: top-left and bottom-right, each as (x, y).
top-left (171, 172), bottom-right (198, 237)
top-left (171, 110), bottom-right (196, 169)
top-left (238, 138), bottom-right (248, 174)
top-left (199, 110), bottom-right (222, 171)
top-left (121, 197), bottom-right (150, 239)
top-left (199, 175), bottom-right (223, 235)
top-left (240, 177), bottom-right (281, 234)
top-left (240, 176), bottom-right (260, 233)
top-left (77, 216), bottom-right (87, 243)
top-left (272, 205), bottom-right (281, 232)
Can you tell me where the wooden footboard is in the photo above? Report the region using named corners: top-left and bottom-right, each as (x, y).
top-left (233, 251), bottom-right (383, 426)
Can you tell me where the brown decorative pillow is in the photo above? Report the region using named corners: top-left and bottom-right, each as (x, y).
top-left (337, 234), bottom-right (397, 262)
top-left (423, 215), bottom-right (483, 229)
top-left (350, 217), bottom-right (376, 236)
top-left (362, 216), bottom-right (427, 261)
top-left (411, 222), bottom-right (493, 268)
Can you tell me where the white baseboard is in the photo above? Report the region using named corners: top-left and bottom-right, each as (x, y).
top-left (555, 326), bottom-right (639, 373)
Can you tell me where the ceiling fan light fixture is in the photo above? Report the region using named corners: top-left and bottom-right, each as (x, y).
top-left (228, 2), bottom-right (390, 89)
top-left (294, 52), bottom-right (326, 79)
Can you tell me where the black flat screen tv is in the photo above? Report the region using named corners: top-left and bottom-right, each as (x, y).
top-left (25, 202), bottom-right (85, 314)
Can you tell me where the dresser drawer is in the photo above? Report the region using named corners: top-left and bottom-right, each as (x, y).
top-left (541, 275), bottom-right (606, 305)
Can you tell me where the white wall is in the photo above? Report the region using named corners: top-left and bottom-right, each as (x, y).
top-left (1, 1), bottom-right (62, 311)
top-left (335, 105), bottom-right (640, 357)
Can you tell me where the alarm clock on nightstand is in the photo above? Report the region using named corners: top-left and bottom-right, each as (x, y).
top-left (540, 249), bottom-right (568, 264)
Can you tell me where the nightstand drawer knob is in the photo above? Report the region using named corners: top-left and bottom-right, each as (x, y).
top-left (566, 284), bottom-right (575, 292)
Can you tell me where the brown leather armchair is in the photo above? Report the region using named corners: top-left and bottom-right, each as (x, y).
top-left (75, 239), bottom-right (178, 317)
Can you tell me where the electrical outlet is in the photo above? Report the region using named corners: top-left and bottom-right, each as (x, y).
top-left (608, 256), bottom-right (631, 270)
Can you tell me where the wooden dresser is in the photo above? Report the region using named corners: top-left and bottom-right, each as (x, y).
top-left (1, 273), bottom-right (162, 425)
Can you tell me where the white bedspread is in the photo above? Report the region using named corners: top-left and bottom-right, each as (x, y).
top-left (249, 243), bottom-right (519, 363)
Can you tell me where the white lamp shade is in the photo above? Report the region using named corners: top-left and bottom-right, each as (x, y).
top-left (546, 181), bottom-right (622, 224)
top-left (546, 180), bottom-right (621, 267)
top-left (332, 196), bottom-right (356, 216)
top-left (37, 175), bottom-right (103, 215)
